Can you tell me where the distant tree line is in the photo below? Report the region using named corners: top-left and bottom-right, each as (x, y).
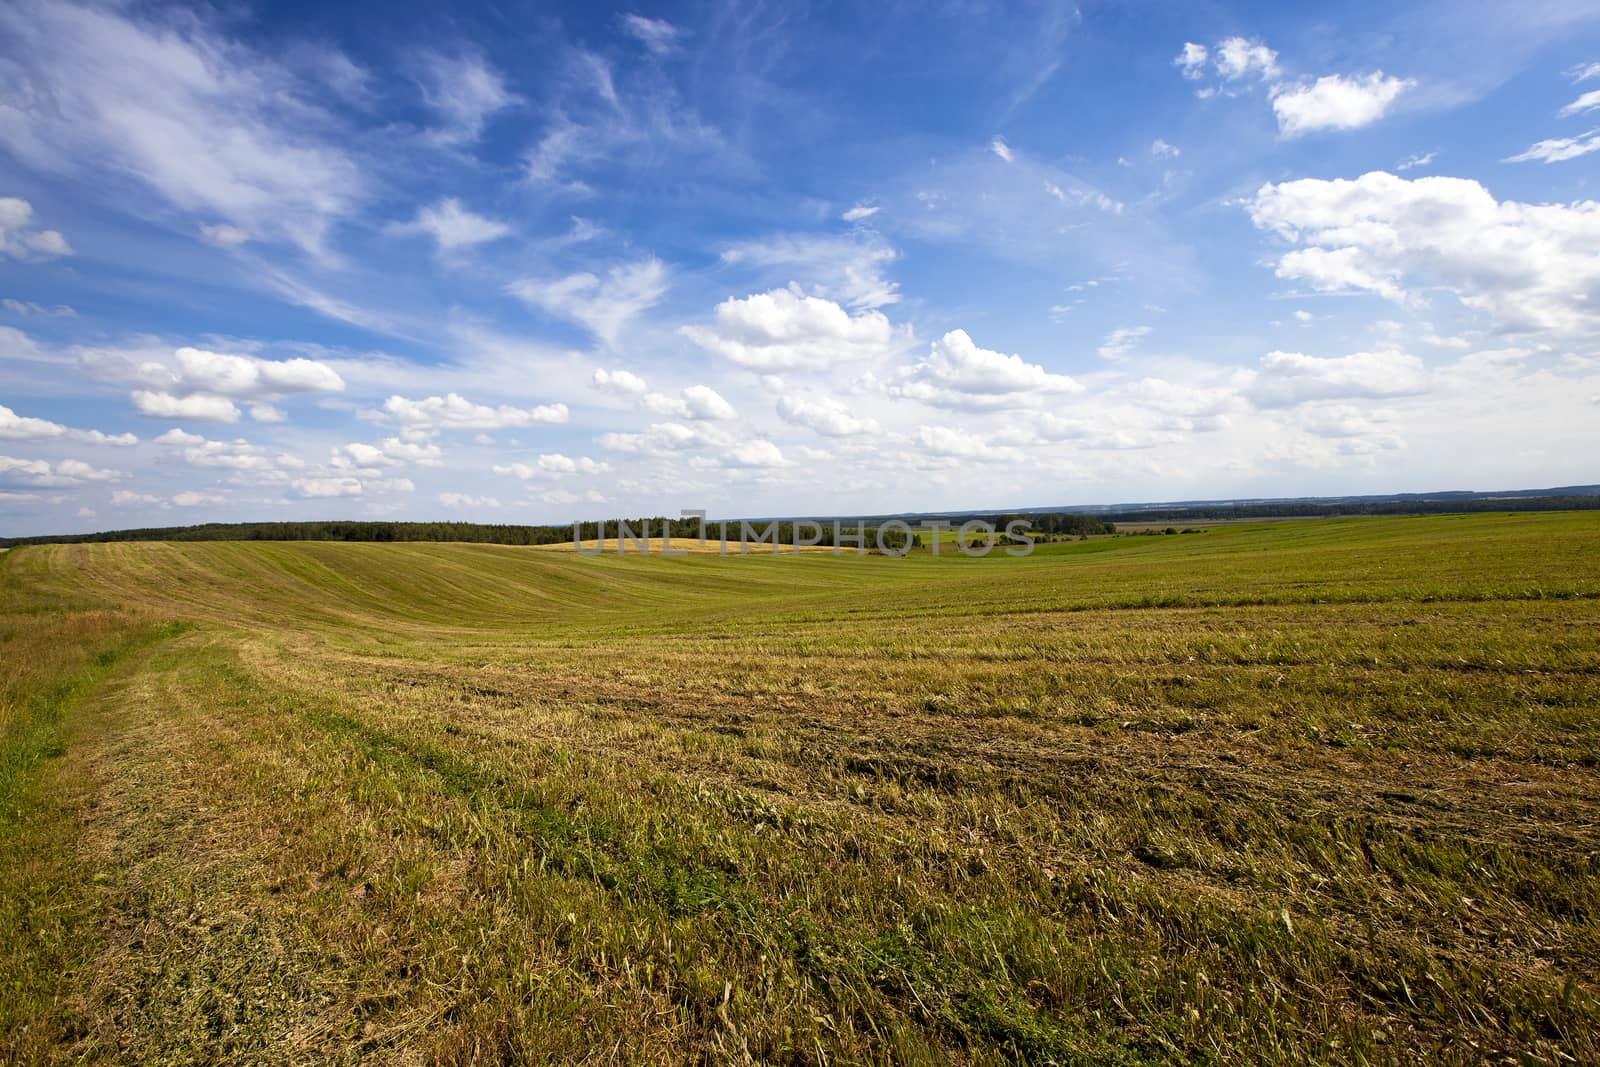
top-left (1097, 495), bottom-right (1600, 524)
top-left (4, 496), bottom-right (1593, 549)
top-left (0, 517), bottom-right (926, 551)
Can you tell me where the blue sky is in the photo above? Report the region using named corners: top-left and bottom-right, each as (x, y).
top-left (3, 0), bottom-right (1600, 534)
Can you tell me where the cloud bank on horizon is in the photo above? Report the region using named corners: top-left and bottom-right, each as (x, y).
top-left (2, 0), bottom-right (1600, 534)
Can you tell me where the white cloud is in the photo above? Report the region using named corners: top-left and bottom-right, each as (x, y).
top-left (387, 198), bottom-right (512, 250)
top-left (507, 258), bottom-right (668, 345)
top-left (383, 393), bottom-right (569, 430)
top-left (1214, 37), bottom-right (1279, 81)
top-left (249, 403), bottom-right (286, 423)
top-left (776, 395), bottom-right (880, 437)
top-left (0, 1), bottom-right (364, 258)
top-left (0, 404), bottom-right (136, 445)
top-left (439, 492), bottom-right (501, 508)
top-left (1174, 43), bottom-right (1208, 80)
top-left (592, 367), bottom-right (649, 396)
top-left (914, 425), bottom-right (1023, 462)
top-left (333, 437), bottom-right (443, 470)
top-left (111, 489), bottom-right (162, 506)
top-left (171, 490), bottom-right (225, 507)
top-left (1559, 89), bottom-right (1600, 117)
top-left (293, 476), bottom-right (363, 498)
top-left (989, 137), bottom-right (1015, 162)
top-left (597, 421), bottom-right (787, 467)
top-left (521, 49), bottom-right (723, 189)
top-left (155, 431), bottom-right (292, 476)
top-left (1, 298), bottom-right (75, 317)
top-left (1505, 129), bottom-right (1600, 163)
top-left (199, 223), bottom-right (251, 248)
top-left (1571, 62), bottom-right (1600, 83)
top-left (495, 454), bottom-right (609, 479)
top-left (1271, 73), bottom-right (1413, 137)
top-left (0, 197), bottom-right (73, 260)
top-left (720, 232), bottom-right (899, 308)
top-left (842, 204), bottom-right (880, 222)
top-left (1043, 181), bottom-right (1123, 215)
top-left (541, 487), bottom-right (610, 506)
top-left (131, 390), bottom-right (241, 422)
top-left (1151, 138), bottom-right (1179, 158)
top-left (1396, 151), bottom-right (1436, 171)
top-left (642, 384), bottom-right (738, 421)
top-left (598, 421), bottom-right (704, 453)
top-left (721, 440), bottom-right (789, 468)
top-left (1097, 325), bottom-right (1152, 360)
top-left (1248, 171), bottom-right (1600, 334)
top-left (416, 50), bottom-right (516, 145)
top-left (680, 287), bottom-right (899, 369)
top-left (619, 14), bottom-right (680, 54)
top-left (1244, 349), bottom-right (1429, 407)
top-left (0, 454), bottom-right (125, 486)
top-left (172, 346), bottom-right (344, 398)
top-left (888, 329), bottom-right (1081, 411)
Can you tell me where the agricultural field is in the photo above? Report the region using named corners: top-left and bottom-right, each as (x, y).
top-left (2, 512), bottom-right (1598, 1064)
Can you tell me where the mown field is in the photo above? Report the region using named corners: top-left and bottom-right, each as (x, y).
top-left (2, 513), bottom-right (1598, 1064)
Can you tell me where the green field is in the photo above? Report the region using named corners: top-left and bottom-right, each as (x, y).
top-left (3, 513), bottom-right (1599, 1063)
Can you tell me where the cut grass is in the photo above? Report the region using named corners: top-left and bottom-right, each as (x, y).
top-left (1, 512), bottom-right (1598, 1063)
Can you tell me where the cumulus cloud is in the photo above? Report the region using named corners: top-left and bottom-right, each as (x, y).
top-left (172, 346), bottom-right (345, 398)
top-left (0, 404), bottom-right (136, 445)
top-left (1174, 42), bottom-right (1208, 80)
top-left (171, 490), bottom-right (225, 507)
top-left (680, 287), bottom-right (899, 369)
top-left (591, 367), bottom-right (649, 396)
top-left (291, 474), bottom-right (411, 498)
top-left (776, 395), bottom-right (880, 437)
top-left (0, 454), bottom-right (125, 486)
top-left (989, 137), bottom-right (1015, 162)
top-left (494, 454), bottom-right (609, 479)
top-left (1214, 37), bottom-right (1279, 81)
top-left (132, 390), bottom-right (241, 422)
top-left (1243, 349), bottom-right (1429, 407)
top-left (293, 476), bottom-right (362, 498)
top-left (0, 197), bottom-right (73, 260)
top-left (642, 384), bottom-right (738, 421)
top-left (384, 393), bottom-right (568, 430)
top-left (333, 436), bottom-right (443, 470)
top-left (1248, 171), bottom-right (1600, 334)
top-left (888, 329), bottom-right (1081, 411)
top-left (387, 198), bottom-right (512, 250)
top-left (439, 492), bottom-right (500, 508)
top-left (507, 258), bottom-right (668, 345)
top-left (914, 426), bottom-right (1024, 462)
top-left (111, 489), bottom-right (162, 506)
top-left (1271, 73), bottom-right (1413, 137)
top-left (152, 429), bottom-right (307, 485)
